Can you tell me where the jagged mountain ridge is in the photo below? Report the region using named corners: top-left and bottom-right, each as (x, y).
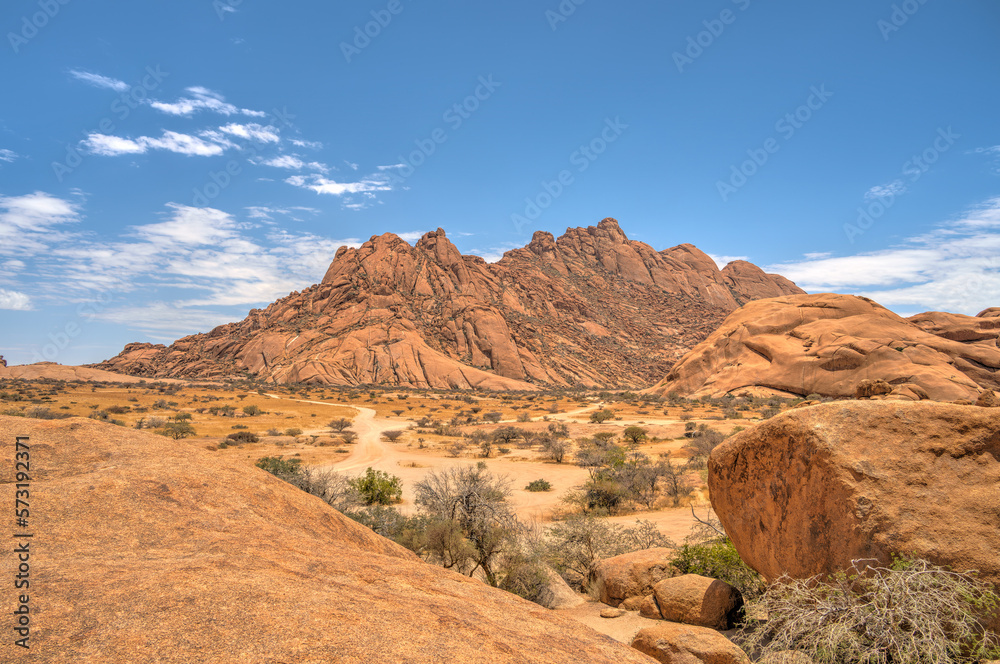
top-left (95, 218), bottom-right (803, 389)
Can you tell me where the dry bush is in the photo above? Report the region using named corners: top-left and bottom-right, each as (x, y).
top-left (738, 558), bottom-right (1000, 664)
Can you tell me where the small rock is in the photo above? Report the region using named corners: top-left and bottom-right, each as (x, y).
top-left (600, 608), bottom-right (626, 619)
top-left (639, 594), bottom-right (661, 620)
top-left (855, 378), bottom-right (893, 399)
top-left (588, 547), bottom-right (676, 607)
top-left (976, 390), bottom-right (999, 407)
top-left (620, 595), bottom-right (645, 611)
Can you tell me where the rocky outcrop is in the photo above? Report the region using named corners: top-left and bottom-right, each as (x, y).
top-left (651, 575), bottom-right (743, 630)
top-left (707, 401), bottom-right (1000, 628)
top-left (94, 219), bottom-right (803, 389)
top-left (0, 362), bottom-right (183, 383)
top-left (646, 294), bottom-right (1000, 401)
top-left (0, 416), bottom-right (660, 663)
top-left (589, 547), bottom-right (677, 607)
top-left (631, 623), bottom-right (751, 664)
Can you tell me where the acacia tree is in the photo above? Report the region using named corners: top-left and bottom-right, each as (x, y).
top-left (329, 417), bottom-right (353, 432)
top-left (413, 466), bottom-right (518, 586)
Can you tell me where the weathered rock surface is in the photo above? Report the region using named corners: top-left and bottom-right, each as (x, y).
top-left (589, 547), bottom-right (677, 607)
top-left (708, 401), bottom-right (1000, 629)
top-left (94, 219), bottom-right (802, 389)
top-left (0, 362), bottom-right (183, 384)
top-left (0, 416), bottom-right (660, 664)
top-left (977, 390), bottom-right (999, 407)
top-left (631, 622), bottom-right (751, 664)
top-left (854, 378), bottom-right (892, 399)
top-left (652, 575), bottom-right (743, 630)
top-left (647, 294), bottom-right (1000, 401)
top-left (537, 567), bottom-right (587, 609)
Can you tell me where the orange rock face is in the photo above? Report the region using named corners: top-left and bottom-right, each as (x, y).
top-left (94, 219), bottom-right (802, 389)
top-left (647, 293), bottom-right (1000, 402)
top-left (708, 401), bottom-right (1000, 628)
top-left (0, 416), bottom-right (659, 663)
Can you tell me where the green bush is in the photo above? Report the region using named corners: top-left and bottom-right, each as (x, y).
top-left (242, 404), bottom-right (263, 416)
top-left (671, 538), bottom-right (764, 599)
top-left (226, 430), bottom-right (259, 444)
top-left (589, 409), bottom-right (615, 424)
top-left (525, 479), bottom-right (552, 492)
top-left (255, 456), bottom-right (303, 477)
top-left (350, 467), bottom-right (403, 505)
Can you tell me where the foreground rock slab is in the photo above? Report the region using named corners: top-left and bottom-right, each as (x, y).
top-left (708, 401), bottom-right (1000, 628)
top-left (631, 622), bottom-right (750, 663)
top-left (0, 416), bottom-right (658, 664)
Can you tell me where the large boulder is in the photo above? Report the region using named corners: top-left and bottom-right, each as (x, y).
top-left (0, 416), bottom-right (658, 664)
top-left (708, 401), bottom-right (1000, 629)
top-left (646, 294), bottom-right (1000, 401)
top-left (589, 548), bottom-right (677, 607)
top-left (652, 575), bottom-right (743, 630)
top-left (631, 622), bottom-right (750, 664)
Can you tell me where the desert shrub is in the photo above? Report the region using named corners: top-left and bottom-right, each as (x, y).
top-left (589, 409), bottom-right (615, 424)
top-left (382, 430), bottom-right (404, 442)
top-left (226, 430), bottom-right (259, 444)
top-left (242, 404), bottom-right (263, 416)
top-left (483, 411), bottom-right (502, 423)
top-left (622, 426), bottom-right (647, 445)
top-left (349, 467), bottom-right (403, 505)
top-left (545, 515), bottom-right (673, 587)
top-left (341, 431), bottom-right (358, 444)
top-left (516, 411), bottom-right (531, 422)
top-left (173, 412), bottom-right (192, 420)
top-left (255, 456), bottom-right (302, 477)
top-left (266, 428), bottom-right (281, 436)
top-left (284, 427), bottom-right (302, 437)
top-left (329, 417), bottom-right (353, 432)
top-left (159, 421), bottom-right (196, 439)
top-left (737, 557), bottom-right (1000, 664)
top-left (525, 479), bottom-right (552, 492)
top-left (543, 438), bottom-right (570, 463)
top-left (671, 538), bottom-right (764, 599)
top-left (106, 404), bottom-right (131, 414)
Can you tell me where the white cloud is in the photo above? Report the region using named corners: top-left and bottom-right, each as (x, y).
top-left (344, 161), bottom-right (359, 170)
top-left (0, 192), bottom-right (80, 256)
top-left (285, 173), bottom-right (392, 197)
top-left (0, 149), bottom-right (18, 163)
top-left (290, 139), bottom-right (323, 149)
top-left (0, 289), bottom-right (31, 310)
top-left (707, 254), bottom-right (749, 269)
top-left (82, 131), bottom-right (226, 157)
top-left (377, 163), bottom-right (407, 171)
top-left (149, 86), bottom-right (266, 118)
top-left (219, 123), bottom-right (280, 144)
top-left (395, 231), bottom-right (428, 243)
top-left (92, 302), bottom-right (239, 336)
top-left (766, 197), bottom-right (1000, 315)
top-left (865, 179), bottom-right (907, 200)
top-left (69, 70), bottom-right (129, 92)
top-left (258, 155), bottom-right (328, 172)
top-left (135, 204), bottom-right (240, 246)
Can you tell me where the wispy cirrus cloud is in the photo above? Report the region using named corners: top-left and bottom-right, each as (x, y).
top-left (767, 197), bottom-right (1000, 315)
top-left (285, 173), bottom-right (392, 197)
top-left (82, 131), bottom-right (227, 157)
top-left (0, 191), bottom-right (81, 257)
top-left (69, 69), bottom-right (129, 92)
top-left (150, 86), bottom-right (266, 118)
top-left (0, 149), bottom-right (19, 163)
top-left (865, 179), bottom-right (907, 200)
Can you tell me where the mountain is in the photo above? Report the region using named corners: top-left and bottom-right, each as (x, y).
top-left (95, 218), bottom-right (803, 389)
top-left (645, 293), bottom-right (1000, 401)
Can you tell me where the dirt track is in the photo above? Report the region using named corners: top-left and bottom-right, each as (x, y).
top-left (264, 394), bottom-right (703, 541)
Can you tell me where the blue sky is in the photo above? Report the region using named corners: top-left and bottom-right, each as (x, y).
top-left (1, 0), bottom-right (999, 366)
